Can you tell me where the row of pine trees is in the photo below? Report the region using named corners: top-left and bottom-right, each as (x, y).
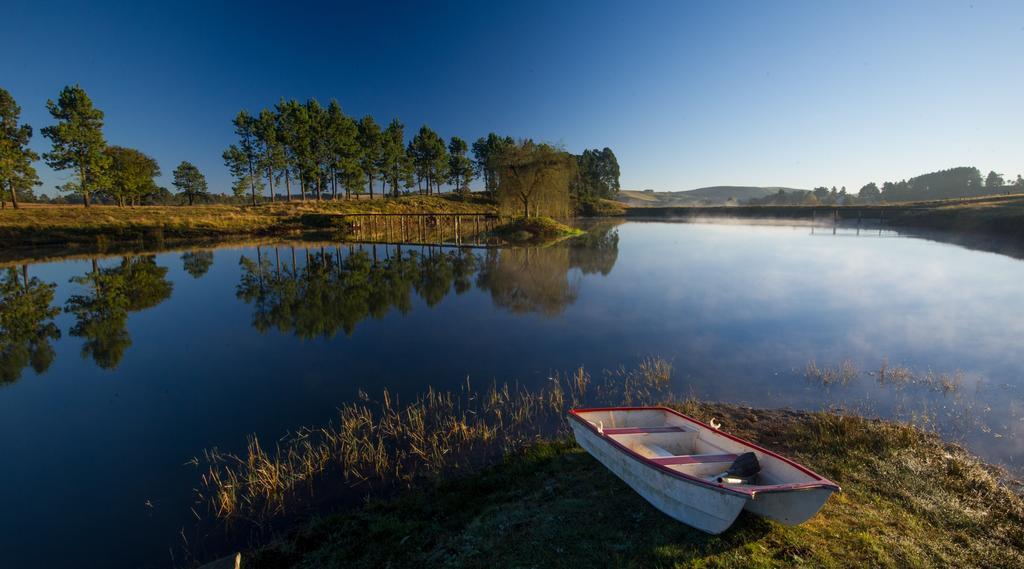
top-left (2, 84), bottom-right (619, 209)
top-left (0, 84), bottom-right (495, 208)
top-left (221, 100), bottom-right (513, 204)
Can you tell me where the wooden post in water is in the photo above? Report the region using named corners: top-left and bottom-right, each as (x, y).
top-left (256, 246), bottom-right (264, 288)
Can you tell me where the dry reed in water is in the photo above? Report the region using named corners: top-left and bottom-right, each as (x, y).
top-left (196, 357), bottom-right (673, 520)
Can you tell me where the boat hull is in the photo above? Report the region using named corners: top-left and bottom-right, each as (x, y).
top-left (571, 420), bottom-right (747, 534)
top-left (742, 487), bottom-right (835, 526)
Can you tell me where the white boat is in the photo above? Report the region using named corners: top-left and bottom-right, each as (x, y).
top-left (569, 406), bottom-right (840, 534)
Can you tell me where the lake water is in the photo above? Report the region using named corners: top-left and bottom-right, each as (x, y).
top-left (2, 220), bottom-right (1022, 568)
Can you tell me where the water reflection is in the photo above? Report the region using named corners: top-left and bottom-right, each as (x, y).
top-left (233, 224), bottom-right (621, 336)
top-left (4, 221), bottom-right (1024, 569)
top-left (64, 256), bottom-right (173, 370)
top-left (182, 251), bottom-right (215, 279)
top-left (476, 247), bottom-right (580, 316)
top-left (569, 220), bottom-right (620, 275)
top-left (0, 267), bottom-right (61, 384)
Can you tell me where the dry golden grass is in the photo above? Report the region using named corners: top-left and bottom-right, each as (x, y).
top-left (0, 195), bottom-right (498, 246)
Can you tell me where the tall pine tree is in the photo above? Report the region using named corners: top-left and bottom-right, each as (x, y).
top-left (0, 88), bottom-right (41, 209)
top-left (41, 85), bottom-right (109, 207)
top-left (381, 119), bottom-right (413, 197)
top-left (357, 116), bottom-right (383, 198)
top-left (172, 161), bottom-right (208, 205)
top-left (223, 110), bottom-right (261, 206)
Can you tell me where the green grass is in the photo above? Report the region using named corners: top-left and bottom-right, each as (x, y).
top-left (247, 402), bottom-right (1023, 569)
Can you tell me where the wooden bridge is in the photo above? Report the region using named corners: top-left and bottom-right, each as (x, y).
top-left (325, 212), bottom-right (503, 246)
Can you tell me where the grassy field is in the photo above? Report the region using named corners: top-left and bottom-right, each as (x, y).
top-left (243, 401), bottom-right (1022, 569)
top-left (0, 195), bottom-right (497, 249)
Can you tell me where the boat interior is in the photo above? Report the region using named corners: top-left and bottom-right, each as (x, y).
top-left (574, 408), bottom-right (811, 485)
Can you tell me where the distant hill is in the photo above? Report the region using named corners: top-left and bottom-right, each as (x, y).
top-left (616, 186), bottom-right (809, 206)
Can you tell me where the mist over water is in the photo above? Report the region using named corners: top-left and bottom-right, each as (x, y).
top-left (1, 220), bottom-right (1022, 567)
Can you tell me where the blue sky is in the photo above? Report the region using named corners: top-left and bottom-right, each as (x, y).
top-left (4, 0), bottom-right (1022, 195)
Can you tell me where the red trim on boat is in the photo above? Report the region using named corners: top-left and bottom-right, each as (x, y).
top-left (649, 453), bottom-right (738, 466)
top-left (568, 406), bottom-right (841, 497)
top-left (600, 426), bottom-right (687, 435)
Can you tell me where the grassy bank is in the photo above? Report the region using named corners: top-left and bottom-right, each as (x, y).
top-left (192, 357), bottom-right (1022, 568)
top-left (247, 402), bottom-right (1023, 569)
top-left (623, 193), bottom-right (1024, 240)
top-left (490, 216), bottom-right (584, 243)
top-left (0, 195), bottom-right (497, 250)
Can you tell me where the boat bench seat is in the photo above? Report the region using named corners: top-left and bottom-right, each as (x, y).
top-left (630, 443), bottom-right (676, 458)
top-left (600, 426), bottom-right (688, 435)
top-left (649, 453), bottom-right (738, 466)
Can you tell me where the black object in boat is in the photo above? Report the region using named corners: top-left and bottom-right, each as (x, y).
top-left (716, 452), bottom-right (760, 484)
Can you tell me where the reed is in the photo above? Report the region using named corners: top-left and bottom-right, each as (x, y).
top-left (805, 357), bottom-right (963, 394)
top-left (197, 357), bottom-right (674, 520)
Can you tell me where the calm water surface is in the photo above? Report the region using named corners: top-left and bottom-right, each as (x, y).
top-left (1, 220), bottom-right (1022, 567)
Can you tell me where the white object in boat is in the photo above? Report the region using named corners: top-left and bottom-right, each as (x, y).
top-left (569, 406), bottom-right (840, 534)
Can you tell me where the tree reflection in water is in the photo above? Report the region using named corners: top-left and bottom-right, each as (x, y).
top-left (65, 256), bottom-right (174, 370)
top-left (236, 224), bottom-right (620, 337)
top-left (2, 225), bottom-right (619, 374)
top-left (181, 251), bottom-right (215, 279)
top-left (569, 220), bottom-right (620, 276)
top-left (0, 266), bottom-right (61, 384)
top-left (475, 247), bottom-right (580, 316)
top-left (237, 244), bottom-right (479, 338)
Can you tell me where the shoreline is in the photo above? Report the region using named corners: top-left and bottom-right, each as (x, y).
top-left (0, 195), bottom-right (498, 253)
top-left (183, 355), bottom-right (1023, 567)
top-left (235, 401), bottom-right (1023, 568)
top-left (3, 194), bottom-right (1021, 261)
top-left (619, 193), bottom-right (1024, 240)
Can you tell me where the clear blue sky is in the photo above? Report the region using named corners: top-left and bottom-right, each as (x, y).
top-left (4, 0), bottom-right (1022, 195)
